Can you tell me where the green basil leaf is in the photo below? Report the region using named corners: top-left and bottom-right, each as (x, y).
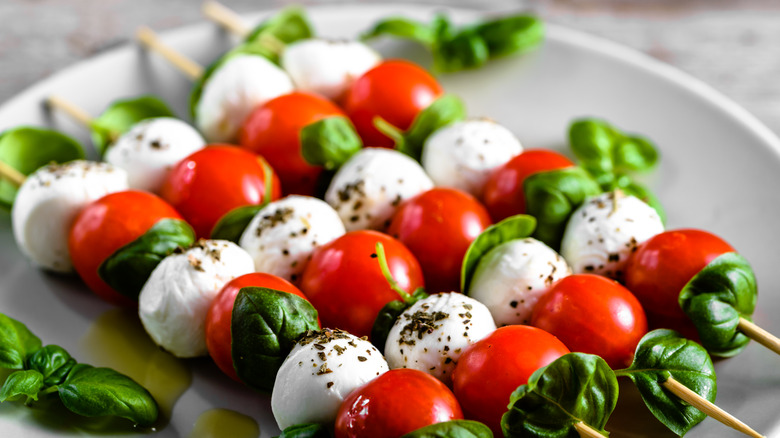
top-left (569, 119), bottom-right (659, 176)
top-left (301, 116), bottom-right (363, 170)
top-left (0, 370), bottom-right (44, 402)
top-left (614, 176), bottom-right (666, 224)
top-left (475, 15), bottom-right (545, 58)
top-left (614, 329), bottom-right (716, 436)
top-left (232, 287), bottom-right (320, 392)
top-left (98, 218), bottom-right (196, 300)
top-left (523, 167), bottom-right (602, 251)
top-left (370, 288), bottom-right (429, 354)
top-left (433, 30), bottom-right (489, 73)
top-left (245, 6), bottom-right (314, 64)
top-left (502, 353), bottom-right (617, 438)
top-left (461, 215), bottom-right (536, 293)
top-left (275, 422), bottom-right (332, 438)
top-left (0, 313), bottom-right (42, 370)
top-left (361, 17), bottom-right (436, 45)
top-left (403, 420), bottom-right (492, 438)
top-left (210, 204), bottom-right (265, 243)
top-left (613, 136), bottom-right (658, 172)
top-left (91, 96), bottom-right (175, 156)
top-left (678, 253), bottom-right (757, 357)
top-left (58, 363), bottom-right (158, 426)
top-left (400, 94), bottom-right (467, 161)
top-left (25, 345), bottom-right (77, 387)
top-left (0, 127), bottom-right (85, 210)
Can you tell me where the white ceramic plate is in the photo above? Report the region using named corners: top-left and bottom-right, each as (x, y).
top-left (1, 4), bottom-right (779, 438)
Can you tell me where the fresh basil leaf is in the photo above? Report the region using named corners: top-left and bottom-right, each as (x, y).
top-left (275, 422), bottom-right (332, 438)
top-left (244, 6), bottom-right (314, 64)
top-left (502, 353), bottom-right (617, 438)
top-left (232, 287), bottom-right (320, 392)
top-left (211, 204), bottom-right (265, 243)
top-left (403, 420), bottom-right (493, 438)
top-left (301, 116), bottom-right (363, 170)
top-left (678, 253), bottom-right (757, 357)
top-left (461, 215), bottom-right (536, 293)
top-left (361, 17), bottom-right (436, 45)
top-left (523, 166), bottom-right (602, 251)
top-left (434, 30), bottom-right (489, 73)
top-left (370, 288), bottom-right (429, 354)
top-left (0, 313), bottom-right (42, 370)
top-left (569, 119), bottom-right (659, 176)
top-left (58, 363), bottom-right (158, 426)
top-left (98, 218), bottom-right (195, 301)
top-left (91, 96), bottom-right (175, 156)
top-left (614, 329), bottom-right (716, 436)
top-left (0, 127), bottom-right (85, 210)
top-left (475, 15), bottom-right (545, 58)
top-left (614, 175), bottom-right (666, 224)
top-left (25, 345), bottom-right (77, 387)
top-left (0, 370), bottom-right (44, 402)
top-left (400, 94), bottom-right (467, 161)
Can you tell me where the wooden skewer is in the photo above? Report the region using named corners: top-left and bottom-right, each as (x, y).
top-left (662, 377), bottom-right (764, 438)
top-left (739, 317), bottom-right (780, 355)
top-left (0, 160), bottom-right (26, 187)
top-left (135, 26), bottom-right (204, 81)
top-left (202, 1), bottom-right (251, 38)
top-left (47, 95), bottom-right (95, 128)
top-left (573, 421), bottom-right (605, 438)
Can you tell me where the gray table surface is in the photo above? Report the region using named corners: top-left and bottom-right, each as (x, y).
top-left (1, 0), bottom-right (779, 136)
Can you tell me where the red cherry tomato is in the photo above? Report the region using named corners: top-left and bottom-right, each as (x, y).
top-left (300, 230), bottom-right (424, 337)
top-left (335, 368), bottom-right (463, 438)
top-left (387, 188), bottom-right (492, 293)
top-left (344, 60), bottom-right (443, 148)
top-left (160, 145), bottom-right (281, 238)
top-left (451, 325), bottom-right (569, 436)
top-left (240, 92), bottom-right (346, 196)
top-left (624, 229), bottom-right (735, 339)
top-left (205, 273), bottom-right (309, 381)
top-left (482, 149), bottom-right (574, 221)
top-left (531, 274), bottom-right (648, 369)
top-left (68, 190), bottom-right (183, 307)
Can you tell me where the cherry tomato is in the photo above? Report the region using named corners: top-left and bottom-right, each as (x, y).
top-left (68, 190), bottom-right (183, 307)
top-left (335, 368), bottom-right (463, 438)
top-left (344, 60), bottom-right (443, 148)
top-left (159, 145), bottom-right (281, 238)
top-left (240, 92), bottom-right (346, 196)
top-left (531, 274), bottom-right (648, 369)
top-left (300, 230), bottom-right (424, 337)
top-left (624, 229), bottom-right (735, 339)
top-left (482, 149), bottom-right (574, 221)
top-left (451, 325), bottom-right (569, 436)
top-left (387, 188), bottom-right (491, 293)
top-left (205, 273), bottom-right (309, 381)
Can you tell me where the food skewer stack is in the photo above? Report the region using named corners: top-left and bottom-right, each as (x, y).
top-left (0, 3), bottom-right (778, 438)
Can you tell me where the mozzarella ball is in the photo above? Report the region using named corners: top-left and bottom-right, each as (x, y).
top-left (104, 117), bottom-right (205, 193)
top-left (384, 293), bottom-right (495, 385)
top-left (196, 54), bottom-right (294, 142)
top-left (422, 119), bottom-right (523, 197)
top-left (325, 148), bottom-right (433, 231)
top-left (272, 329), bottom-right (388, 430)
top-left (469, 238), bottom-right (571, 326)
top-left (138, 240), bottom-right (254, 358)
top-left (281, 39), bottom-right (381, 101)
top-left (11, 161), bottom-right (128, 272)
top-left (561, 192), bottom-right (664, 280)
top-left (239, 196), bottom-right (345, 283)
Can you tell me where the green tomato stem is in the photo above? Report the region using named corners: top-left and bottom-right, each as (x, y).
top-left (373, 116), bottom-right (406, 148)
top-left (374, 242), bottom-right (412, 302)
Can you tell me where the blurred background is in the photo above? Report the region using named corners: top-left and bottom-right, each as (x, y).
top-left (1, 0), bottom-right (779, 135)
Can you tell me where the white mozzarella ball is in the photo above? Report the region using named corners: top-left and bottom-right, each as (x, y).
top-left (561, 192), bottom-right (664, 280)
top-left (272, 329), bottom-right (388, 430)
top-left (282, 39), bottom-right (381, 101)
top-left (11, 161), bottom-right (128, 272)
top-left (196, 54), bottom-right (294, 143)
top-left (384, 293), bottom-right (495, 385)
top-left (468, 238), bottom-right (571, 326)
top-left (325, 148), bottom-right (433, 231)
top-left (138, 240), bottom-right (254, 358)
top-left (239, 196), bottom-right (345, 283)
top-left (104, 117), bottom-right (205, 193)
top-left (422, 119), bottom-right (523, 197)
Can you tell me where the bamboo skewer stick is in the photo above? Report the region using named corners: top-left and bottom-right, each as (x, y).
top-left (47, 95), bottom-right (95, 128)
top-left (573, 421), bottom-right (605, 438)
top-left (135, 26), bottom-right (204, 81)
top-left (202, 1), bottom-right (251, 38)
top-left (0, 161), bottom-right (26, 187)
top-left (662, 377), bottom-right (764, 438)
top-left (739, 317), bottom-right (780, 355)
